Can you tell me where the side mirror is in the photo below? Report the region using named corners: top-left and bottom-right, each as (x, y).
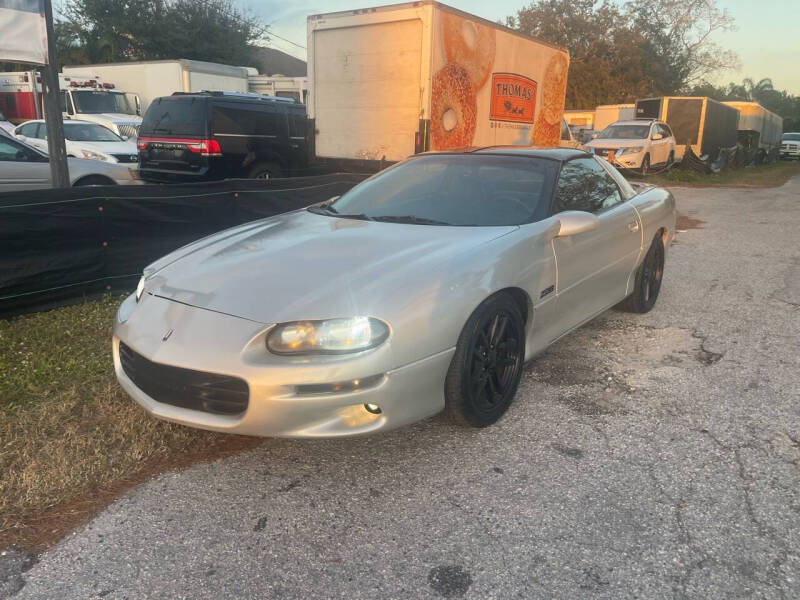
top-left (556, 211), bottom-right (599, 237)
top-left (592, 132), bottom-right (599, 139)
top-left (121, 135), bottom-right (129, 141)
top-left (652, 133), bottom-right (663, 141)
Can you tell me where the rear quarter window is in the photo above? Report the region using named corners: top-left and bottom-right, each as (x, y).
top-left (140, 97), bottom-right (207, 137)
top-left (212, 103), bottom-right (284, 137)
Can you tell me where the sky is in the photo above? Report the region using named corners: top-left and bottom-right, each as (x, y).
top-left (241, 0), bottom-right (800, 94)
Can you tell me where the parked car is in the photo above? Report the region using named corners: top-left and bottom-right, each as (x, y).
top-left (585, 119), bottom-right (676, 175)
top-left (0, 110), bottom-right (13, 135)
top-left (0, 133), bottom-right (140, 192)
top-left (136, 92), bottom-right (308, 183)
top-left (114, 147), bottom-right (675, 437)
top-left (14, 119), bottom-right (139, 164)
top-left (780, 132), bottom-right (800, 160)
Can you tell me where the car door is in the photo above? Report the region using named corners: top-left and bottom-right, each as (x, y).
top-left (0, 136), bottom-right (51, 192)
top-left (651, 124), bottom-right (670, 165)
top-left (550, 157), bottom-right (641, 335)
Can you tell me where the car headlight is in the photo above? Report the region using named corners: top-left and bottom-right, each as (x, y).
top-left (267, 317), bottom-right (390, 355)
top-left (135, 275), bottom-right (146, 302)
top-left (616, 147), bottom-right (643, 156)
top-left (81, 149), bottom-right (114, 162)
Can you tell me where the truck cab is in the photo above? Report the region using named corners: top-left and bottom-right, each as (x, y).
top-left (0, 71), bottom-right (142, 139)
top-left (59, 75), bottom-right (143, 139)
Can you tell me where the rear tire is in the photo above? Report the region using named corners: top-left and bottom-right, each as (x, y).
top-left (248, 161), bottom-right (283, 179)
top-left (618, 235), bottom-right (665, 313)
top-left (445, 293), bottom-right (526, 427)
top-left (73, 175), bottom-right (116, 187)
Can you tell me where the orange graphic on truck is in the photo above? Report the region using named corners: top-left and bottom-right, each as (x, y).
top-left (490, 73), bottom-right (537, 124)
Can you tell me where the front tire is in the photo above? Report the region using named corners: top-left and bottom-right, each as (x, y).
top-left (248, 161), bottom-right (283, 179)
top-left (640, 154), bottom-right (650, 176)
top-left (445, 293), bottom-right (526, 427)
top-left (618, 235), bottom-right (665, 313)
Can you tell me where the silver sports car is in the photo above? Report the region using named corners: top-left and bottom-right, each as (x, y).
top-left (113, 148), bottom-right (675, 437)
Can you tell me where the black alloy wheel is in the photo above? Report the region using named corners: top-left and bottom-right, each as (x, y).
top-left (618, 235), bottom-right (665, 313)
top-left (445, 294), bottom-right (525, 427)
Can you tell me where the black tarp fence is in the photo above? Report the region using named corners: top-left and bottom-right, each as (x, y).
top-left (0, 174), bottom-right (368, 317)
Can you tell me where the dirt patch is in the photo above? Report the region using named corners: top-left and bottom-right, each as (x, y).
top-left (676, 213), bottom-right (706, 230)
top-left (528, 320), bottom-right (711, 415)
top-left (3, 435), bottom-right (263, 554)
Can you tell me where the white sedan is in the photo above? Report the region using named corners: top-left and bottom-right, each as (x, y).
top-left (13, 119), bottom-right (139, 165)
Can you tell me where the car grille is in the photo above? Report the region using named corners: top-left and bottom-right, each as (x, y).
top-left (112, 153), bottom-right (139, 163)
top-left (118, 124), bottom-right (140, 138)
top-left (119, 342), bottom-right (249, 415)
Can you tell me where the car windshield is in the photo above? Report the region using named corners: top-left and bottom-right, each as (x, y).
top-left (313, 154), bottom-right (559, 227)
top-left (598, 124), bottom-right (650, 140)
top-left (71, 90), bottom-right (135, 115)
top-left (783, 133), bottom-right (800, 142)
top-left (64, 122), bottom-right (123, 142)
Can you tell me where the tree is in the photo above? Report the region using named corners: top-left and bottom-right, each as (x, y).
top-left (57, 0), bottom-right (267, 67)
top-left (505, 0), bottom-right (739, 109)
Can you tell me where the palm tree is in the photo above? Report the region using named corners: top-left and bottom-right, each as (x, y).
top-left (742, 78), bottom-right (774, 102)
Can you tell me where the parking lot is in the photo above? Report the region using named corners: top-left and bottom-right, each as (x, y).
top-left (6, 176), bottom-right (800, 599)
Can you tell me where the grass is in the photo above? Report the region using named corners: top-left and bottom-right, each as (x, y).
top-left (0, 296), bottom-right (261, 551)
top-left (645, 159), bottom-right (800, 188)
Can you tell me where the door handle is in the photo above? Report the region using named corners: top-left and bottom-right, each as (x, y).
top-left (628, 221), bottom-right (639, 232)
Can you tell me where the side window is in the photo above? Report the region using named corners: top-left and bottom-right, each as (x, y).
top-left (212, 104), bottom-right (282, 137)
top-left (287, 110), bottom-right (306, 140)
top-left (0, 137), bottom-right (29, 162)
top-left (560, 119), bottom-right (571, 141)
top-left (553, 158), bottom-right (623, 214)
top-left (661, 123), bottom-right (673, 138)
top-left (17, 123), bottom-right (39, 137)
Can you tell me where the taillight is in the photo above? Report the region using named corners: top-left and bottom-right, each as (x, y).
top-left (186, 139), bottom-right (222, 156)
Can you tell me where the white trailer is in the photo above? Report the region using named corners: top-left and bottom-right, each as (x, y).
top-left (249, 75), bottom-right (309, 104)
top-left (594, 104), bottom-right (635, 132)
top-left (722, 101), bottom-right (783, 157)
top-left (63, 60), bottom-right (249, 116)
top-left (307, 1), bottom-right (569, 164)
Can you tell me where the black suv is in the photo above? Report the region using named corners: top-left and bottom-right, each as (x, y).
top-left (137, 92), bottom-right (307, 182)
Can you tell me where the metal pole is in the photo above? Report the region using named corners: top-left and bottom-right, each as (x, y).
top-left (41, 0), bottom-right (70, 187)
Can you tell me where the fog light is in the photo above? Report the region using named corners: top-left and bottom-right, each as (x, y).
top-left (364, 403), bottom-right (382, 414)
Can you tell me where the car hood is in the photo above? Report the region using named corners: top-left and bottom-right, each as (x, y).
top-left (144, 210), bottom-right (517, 324)
top-left (586, 139), bottom-right (647, 149)
top-left (75, 113), bottom-right (142, 125)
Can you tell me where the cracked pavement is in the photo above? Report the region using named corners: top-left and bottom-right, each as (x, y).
top-left (6, 176), bottom-right (800, 599)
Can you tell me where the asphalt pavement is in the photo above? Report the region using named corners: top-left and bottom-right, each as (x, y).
top-left (6, 176), bottom-right (800, 599)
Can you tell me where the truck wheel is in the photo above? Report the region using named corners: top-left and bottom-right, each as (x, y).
top-left (248, 162), bottom-right (283, 179)
top-left (445, 293), bottom-right (525, 428)
top-left (618, 235), bottom-right (665, 314)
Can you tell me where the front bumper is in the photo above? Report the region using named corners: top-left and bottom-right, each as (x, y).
top-left (589, 147), bottom-right (645, 170)
top-left (113, 293), bottom-right (454, 438)
top-left (780, 144), bottom-right (800, 158)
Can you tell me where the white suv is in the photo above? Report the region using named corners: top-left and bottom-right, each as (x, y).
top-left (585, 119), bottom-right (676, 175)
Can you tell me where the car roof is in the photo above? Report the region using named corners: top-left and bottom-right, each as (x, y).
top-left (17, 119), bottom-right (99, 126)
top-left (611, 120), bottom-right (658, 126)
top-left (421, 146), bottom-right (592, 161)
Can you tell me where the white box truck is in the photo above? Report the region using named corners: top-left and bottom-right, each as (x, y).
top-left (594, 104), bottom-right (635, 133)
top-left (248, 74), bottom-right (309, 104)
top-left (307, 1), bottom-right (569, 165)
top-left (722, 101), bottom-right (783, 160)
top-left (63, 59), bottom-right (250, 117)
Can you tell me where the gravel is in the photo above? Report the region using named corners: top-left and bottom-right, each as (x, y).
top-left (8, 176), bottom-right (800, 599)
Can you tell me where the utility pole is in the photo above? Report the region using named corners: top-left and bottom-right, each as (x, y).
top-left (41, 0), bottom-right (70, 187)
